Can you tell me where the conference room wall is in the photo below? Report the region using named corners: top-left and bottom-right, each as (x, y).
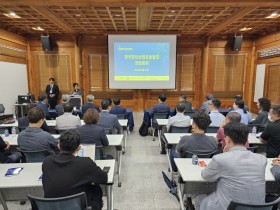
top-left (251, 32), bottom-right (280, 113)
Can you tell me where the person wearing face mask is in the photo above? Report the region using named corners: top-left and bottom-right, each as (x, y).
top-left (169, 110), bottom-right (218, 172)
top-left (260, 105), bottom-right (280, 158)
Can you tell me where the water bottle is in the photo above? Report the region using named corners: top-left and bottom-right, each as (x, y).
top-left (252, 126), bottom-right (257, 136)
top-left (12, 127), bottom-right (16, 137)
top-left (192, 154), bottom-right (198, 165)
top-left (4, 129), bottom-right (9, 137)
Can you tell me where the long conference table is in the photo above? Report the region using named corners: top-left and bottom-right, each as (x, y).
top-left (0, 160), bottom-right (116, 210)
top-left (3, 134), bottom-right (124, 187)
top-left (174, 158), bottom-right (279, 210)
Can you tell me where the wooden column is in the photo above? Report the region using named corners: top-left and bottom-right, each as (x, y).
top-left (201, 36), bottom-right (210, 105)
top-left (247, 39), bottom-right (256, 111)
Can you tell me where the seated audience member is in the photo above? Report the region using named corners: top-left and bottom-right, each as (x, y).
top-left (228, 95), bottom-right (249, 112)
top-left (173, 95), bottom-right (192, 115)
top-left (250, 97), bottom-right (271, 127)
top-left (170, 110), bottom-right (217, 172)
top-left (82, 94), bottom-right (100, 113)
top-left (229, 100), bottom-right (252, 125)
top-left (69, 82), bottom-right (82, 96)
top-left (55, 103), bottom-right (81, 130)
top-left (109, 98), bottom-right (126, 115)
top-left (42, 129), bottom-right (108, 210)
top-left (260, 105), bottom-right (280, 158)
top-left (98, 98), bottom-right (121, 134)
top-left (201, 94), bottom-right (214, 114)
top-left (271, 155), bottom-right (280, 181)
top-left (208, 98), bottom-right (225, 127)
top-left (198, 122), bottom-right (267, 210)
top-left (77, 109), bottom-right (109, 146)
top-left (36, 94), bottom-right (51, 120)
top-left (151, 93), bottom-right (170, 115)
top-left (166, 103), bottom-right (191, 132)
top-left (18, 103), bottom-right (50, 132)
top-left (55, 94), bottom-right (69, 117)
top-left (0, 136), bottom-right (22, 163)
top-left (18, 107), bottom-right (58, 154)
top-left (216, 112), bottom-right (249, 151)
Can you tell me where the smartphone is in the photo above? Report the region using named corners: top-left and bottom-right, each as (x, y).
top-left (103, 166), bottom-right (110, 173)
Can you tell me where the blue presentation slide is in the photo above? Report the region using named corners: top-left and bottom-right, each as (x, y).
top-left (114, 42), bottom-right (170, 81)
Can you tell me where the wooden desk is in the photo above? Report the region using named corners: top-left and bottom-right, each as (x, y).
top-left (0, 160), bottom-right (115, 210)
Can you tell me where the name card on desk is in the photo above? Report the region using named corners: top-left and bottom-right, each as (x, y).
top-left (5, 167), bottom-right (23, 177)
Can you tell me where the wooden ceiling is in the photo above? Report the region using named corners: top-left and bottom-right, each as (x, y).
top-left (1, 0), bottom-right (280, 38)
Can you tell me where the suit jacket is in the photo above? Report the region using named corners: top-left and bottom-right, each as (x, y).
top-left (45, 84), bottom-right (59, 99)
top-left (201, 146), bottom-right (267, 210)
top-left (201, 100), bottom-right (212, 114)
top-left (82, 103), bottom-right (100, 113)
top-left (18, 116), bottom-right (50, 132)
top-left (36, 101), bottom-right (51, 120)
top-left (55, 113), bottom-right (81, 130)
top-left (250, 110), bottom-right (269, 127)
top-left (42, 153), bottom-right (108, 209)
top-left (76, 124), bottom-right (109, 146)
top-left (98, 111), bottom-right (121, 134)
top-left (55, 104), bottom-right (64, 116)
top-left (173, 100), bottom-right (192, 115)
top-left (151, 102), bottom-right (170, 115)
top-left (110, 105), bottom-right (126, 115)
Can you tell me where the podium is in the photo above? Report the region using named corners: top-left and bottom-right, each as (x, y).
top-left (68, 95), bottom-right (83, 110)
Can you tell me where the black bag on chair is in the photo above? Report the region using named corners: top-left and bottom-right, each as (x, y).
top-left (139, 121), bottom-right (149, 136)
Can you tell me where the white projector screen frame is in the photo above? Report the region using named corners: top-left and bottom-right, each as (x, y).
top-left (108, 35), bottom-right (177, 89)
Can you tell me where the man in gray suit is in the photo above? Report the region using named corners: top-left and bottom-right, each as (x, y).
top-left (198, 122), bottom-right (267, 210)
top-left (98, 98), bottom-right (121, 134)
top-left (201, 93), bottom-right (214, 114)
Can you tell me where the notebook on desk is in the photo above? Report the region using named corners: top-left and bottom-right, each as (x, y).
top-left (76, 144), bottom-right (96, 161)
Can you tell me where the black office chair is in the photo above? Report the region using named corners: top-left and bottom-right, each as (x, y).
top-left (169, 126), bottom-right (190, 133)
top-left (227, 197), bottom-right (280, 210)
top-left (17, 148), bottom-right (50, 163)
top-left (55, 129), bottom-right (67, 134)
top-left (151, 112), bottom-right (169, 141)
top-left (247, 124), bottom-right (260, 133)
top-left (206, 126), bottom-right (220, 133)
top-left (0, 104), bottom-right (5, 115)
top-left (103, 127), bottom-right (113, 135)
top-left (28, 192), bottom-right (91, 210)
top-left (184, 111), bottom-right (194, 118)
top-left (116, 113), bottom-right (127, 119)
top-left (247, 146), bottom-right (259, 153)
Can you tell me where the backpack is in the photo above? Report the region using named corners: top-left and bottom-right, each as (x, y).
top-left (139, 121), bottom-right (149, 136)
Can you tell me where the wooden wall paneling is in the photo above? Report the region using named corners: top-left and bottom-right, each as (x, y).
top-left (82, 49), bottom-right (90, 97)
top-left (0, 55), bottom-right (25, 64)
top-left (247, 40), bottom-right (256, 113)
top-left (0, 29), bottom-right (27, 46)
top-left (201, 37), bottom-right (210, 107)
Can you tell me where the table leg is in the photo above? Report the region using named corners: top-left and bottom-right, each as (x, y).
top-left (0, 189), bottom-right (8, 210)
top-left (20, 106), bottom-right (24, 118)
top-left (177, 181), bottom-right (185, 210)
top-left (123, 126), bottom-right (127, 154)
top-left (158, 129), bottom-right (162, 149)
top-left (106, 185), bottom-right (113, 210)
top-left (117, 149), bottom-right (122, 187)
top-left (166, 147), bottom-right (173, 180)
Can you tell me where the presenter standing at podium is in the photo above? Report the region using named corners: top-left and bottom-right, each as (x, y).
top-left (69, 83), bottom-right (83, 96)
top-left (45, 78), bottom-right (59, 109)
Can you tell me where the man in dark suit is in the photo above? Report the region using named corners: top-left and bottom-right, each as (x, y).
top-left (109, 98), bottom-right (126, 115)
top-left (45, 77), bottom-right (59, 109)
top-left (55, 94), bottom-right (69, 117)
top-left (82, 94), bottom-right (100, 113)
top-left (173, 95), bottom-right (192, 115)
top-left (98, 98), bottom-right (121, 134)
top-left (36, 94), bottom-right (51, 120)
top-left (42, 129), bottom-right (108, 210)
top-left (151, 93), bottom-right (170, 115)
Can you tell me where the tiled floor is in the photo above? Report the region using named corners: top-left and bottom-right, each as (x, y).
top-left (2, 112), bottom-right (179, 210)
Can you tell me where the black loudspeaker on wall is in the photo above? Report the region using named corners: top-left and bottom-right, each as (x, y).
top-left (41, 35), bottom-right (53, 51)
top-left (231, 35), bottom-right (243, 51)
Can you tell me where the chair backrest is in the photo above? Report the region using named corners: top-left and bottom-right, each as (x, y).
top-left (116, 113), bottom-right (127, 119)
top-left (55, 129), bottom-right (67, 134)
top-left (247, 124), bottom-right (260, 133)
top-left (152, 112), bottom-right (169, 124)
top-left (68, 96), bottom-right (82, 110)
top-left (227, 197), bottom-right (280, 210)
top-left (18, 148), bottom-right (50, 163)
top-left (247, 146), bottom-right (259, 153)
top-left (0, 104), bottom-right (5, 114)
top-left (28, 192), bottom-right (89, 210)
top-left (180, 150), bottom-right (217, 158)
top-left (95, 145), bottom-right (104, 160)
top-left (184, 111), bottom-right (194, 118)
top-left (170, 126), bottom-right (190, 133)
top-left (18, 126), bottom-right (27, 132)
top-left (206, 126), bottom-right (220, 133)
